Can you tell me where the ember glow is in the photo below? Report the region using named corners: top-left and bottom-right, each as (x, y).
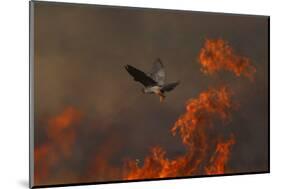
top-left (199, 39), bottom-right (256, 80)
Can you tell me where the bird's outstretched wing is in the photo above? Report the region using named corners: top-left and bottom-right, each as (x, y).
top-left (125, 65), bottom-right (157, 87)
top-left (161, 81), bottom-right (180, 92)
top-left (150, 58), bottom-right (166, 86)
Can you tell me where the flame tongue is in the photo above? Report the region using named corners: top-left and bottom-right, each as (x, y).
top-left (199, 39), bottom-right (256, 80)
top-left (125, 87), bottom-right (235, 179)
top-left (205, 136), bottom-right (235, 175)
top-left (172, 86), bottom-right (232, 145)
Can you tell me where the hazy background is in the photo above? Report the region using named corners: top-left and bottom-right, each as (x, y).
top-left (33, 1), bottom-right (268, 185)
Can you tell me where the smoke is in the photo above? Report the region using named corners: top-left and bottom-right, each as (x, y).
top-left (199, 39), bottom-right (256, 81)
top-left (85, 135), bottom-right (123, 182)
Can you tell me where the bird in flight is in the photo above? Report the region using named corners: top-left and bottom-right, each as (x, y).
top-left (125, 58), bottom-right (180, 102)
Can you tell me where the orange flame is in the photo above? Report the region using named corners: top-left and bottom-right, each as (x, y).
top-left (46, 107), bottom-right (81, 156)
top-left (34, 106), bottom-right (82, 184)
top-left (199, 39), bottom-right (256, 80)
top-left (205, 136), bottom-right (235, 175)
top-left (172, 86), bottom-right (232, 145)
top-left (125, 87), bottom-right (236, 180)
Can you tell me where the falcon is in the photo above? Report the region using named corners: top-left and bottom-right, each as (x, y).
top-left (125, 58), bottom-right (180, 102)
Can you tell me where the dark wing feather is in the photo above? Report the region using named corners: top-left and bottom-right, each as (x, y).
top-left (161, 81), bottom-right (180, 92)
top-left (125, 65), bottom-right (157, 87)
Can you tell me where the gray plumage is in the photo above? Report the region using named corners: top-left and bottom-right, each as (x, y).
top-left (125, 58), bottom-right (180, 102)
top-left (150, 58), bottom-right (166, 86)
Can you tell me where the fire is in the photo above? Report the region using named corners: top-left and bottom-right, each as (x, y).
top-left (47, 107), bottom-right (81, 131)
top-left (124, 38), bottom-right (256, 180)
top-left (205, 136), bottom-right (235, 175)
top-left (34, 106), bottom-right (82, 184)
top-left (125, 147), bottom-right (174, 179)
top-left (124, 87), bottom-right (235, 179)
top-left (172, 86), bottom-right (232, 145)
top-left (46, 107), bottom-right (81, 156)
top-left (199, 39), bottom-right (256, 80)
top-left (34, 38), bottom-right (256, 185)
